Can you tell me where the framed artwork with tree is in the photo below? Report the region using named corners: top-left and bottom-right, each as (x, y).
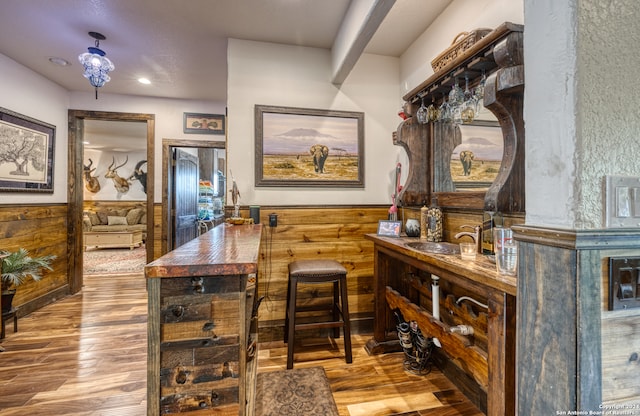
top-left (0, 107), bottom-right (55, 193)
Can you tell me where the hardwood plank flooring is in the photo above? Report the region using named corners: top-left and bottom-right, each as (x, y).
top-left (0, 273), bottom-right (482, 416)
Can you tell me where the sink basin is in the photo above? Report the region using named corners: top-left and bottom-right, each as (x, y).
top-left (405, 241), bottom-right (460, 255)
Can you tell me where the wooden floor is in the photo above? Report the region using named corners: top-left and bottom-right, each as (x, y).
top-left (0, 272), bottom-right (483, 416)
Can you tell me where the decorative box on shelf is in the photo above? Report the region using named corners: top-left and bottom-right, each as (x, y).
top-left (431, 28), bottom-right (492, 73)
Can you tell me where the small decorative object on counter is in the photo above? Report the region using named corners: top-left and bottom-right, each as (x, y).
top-left (481, 211), bottom-right (503, 254)
top-left (426, 197), bottom-right (443, 242)
top-left (420, 202), bottom-right (428, 240)
top-left (405, 218), bottom-right (420, 237)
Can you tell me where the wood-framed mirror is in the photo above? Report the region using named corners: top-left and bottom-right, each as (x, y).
top-left (67, 110), bottom-right (155, 294)
top-left (397, 23), bottom-right (524, 214)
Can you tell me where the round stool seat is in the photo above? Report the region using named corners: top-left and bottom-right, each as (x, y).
top-left (289, 259), bottom-right (347, 278)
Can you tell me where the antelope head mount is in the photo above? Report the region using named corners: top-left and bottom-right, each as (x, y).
top-left (104, 155), bottom-right (131, 193)
top-left (129, 160), bottom-right (148, 194)
top-left (82, 158), bottom-right (101, 193)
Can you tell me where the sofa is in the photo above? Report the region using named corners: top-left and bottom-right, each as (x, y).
top-left (83, 206), bottom-right (147, 241)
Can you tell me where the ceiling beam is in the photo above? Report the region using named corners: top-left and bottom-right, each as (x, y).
top-left (331, 0), bottom-right (396, 85)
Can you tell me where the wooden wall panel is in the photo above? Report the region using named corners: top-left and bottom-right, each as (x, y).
top-left (246, 206), bottom-right (387, 341)
top-left (0, 204), bottom-right (69, 316)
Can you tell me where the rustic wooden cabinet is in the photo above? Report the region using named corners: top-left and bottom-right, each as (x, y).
top-left (364, 234), bottom-right (516, 416)
top-left (146, 224), bottom-right (262, 415)
top-left (396, 22), bottom-right (524, 213)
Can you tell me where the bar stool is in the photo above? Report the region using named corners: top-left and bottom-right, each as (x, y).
top-left (284, 259), bottom-right (352, 369)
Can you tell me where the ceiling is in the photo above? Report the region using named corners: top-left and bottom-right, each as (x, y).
top-left (0, 0), bottom-right (452, 102)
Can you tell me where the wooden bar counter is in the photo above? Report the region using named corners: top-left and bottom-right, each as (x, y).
top-left (146, 224), bottom-right (262, 416)
top-left (364, 233), bottom-right (516, 416)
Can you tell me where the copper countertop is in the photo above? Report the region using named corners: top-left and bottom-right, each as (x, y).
top-left (365, 233), bottom-right (517, 296)
top-left (145, 223), bottom-right (262, 278)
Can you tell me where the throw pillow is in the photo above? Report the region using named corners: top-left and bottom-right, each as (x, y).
top-left (140, 213), bottom-right (147, 224)
top-left (97, 210), bottom-right (110, 225)
top-left (87, 211), bottom-right (100, 226)
top-left (115, 208), bottom-right (129, 217)
top-left (126, 208), bottom-right (144, 225)
top-left (107, 216), bottom-right (128, 226)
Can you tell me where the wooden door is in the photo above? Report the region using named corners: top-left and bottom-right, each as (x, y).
top-left (172, 149), bottom-right (199, 249)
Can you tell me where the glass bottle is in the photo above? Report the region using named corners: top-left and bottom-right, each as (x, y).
top-left (481, 211), bottom-right (503, 254)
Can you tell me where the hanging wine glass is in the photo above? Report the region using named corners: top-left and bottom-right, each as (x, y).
top-left (426, 97), bottom-right (440, 123)
top-left (439, 94), bottom-right (453, 123)
top-left (448, 77), bottom-right (464, 110)
top-left (416, 97), bottom-right (428, 124)
top-left (461, 76), bottom-right (476, 124)
top-left (473, 70), bottom-right (487, 114)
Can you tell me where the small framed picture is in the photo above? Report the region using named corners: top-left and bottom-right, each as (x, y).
top-left (183, 112), bottom-right (225, 135)
top-left (377, 220), bottom-right (402, 237)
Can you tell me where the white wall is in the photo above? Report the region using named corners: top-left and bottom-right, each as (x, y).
top-left (0, 54), bottom-right (69, 203)
top-left (83, 149), bottom-right (148, 201)
top-left (0, 51), bottom-right (226, 205)
top-left (226, 39), bottom-right (401, 206)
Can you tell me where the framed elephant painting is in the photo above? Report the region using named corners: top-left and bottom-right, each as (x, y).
top-left (450, 120), bottom-right (502, 190)
top-left (254, 105), bottom-right (364, 187)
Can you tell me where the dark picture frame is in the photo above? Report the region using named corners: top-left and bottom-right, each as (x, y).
top-left (183, 112), bottom-right (225, 135)
top-left (0, 107), bottom-right (55, 193)
top-left (255, 105), bottom-right (364, 187)
top-left (377, 220), bottom-right (402, 237)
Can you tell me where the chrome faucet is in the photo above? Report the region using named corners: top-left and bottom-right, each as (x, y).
top-left (454, 225), bottom-right (482, 253)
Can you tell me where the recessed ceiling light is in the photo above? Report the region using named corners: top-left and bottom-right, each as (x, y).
top-left (138, 78), bottom-right (151, 85)
top-left (48, 57), bottom-right (71, 67)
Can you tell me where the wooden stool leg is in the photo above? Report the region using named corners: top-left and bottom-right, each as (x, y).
top-left (286, 277), bottom-right (298, 369)
top-left (332, 280), bottom-right (340, 338)
top-left (340, 276), bottom-right (353, 364)
top-left (284, 276), bottom-right (291, 344)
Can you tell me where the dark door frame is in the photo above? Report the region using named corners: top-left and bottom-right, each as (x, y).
top-left (68, 110), bottom-right (155, 294)
top-left (161, 138), bottom-right (225, 254)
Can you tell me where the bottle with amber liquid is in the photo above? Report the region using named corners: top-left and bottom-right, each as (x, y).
top-left (426, 197), bottom-right (443, 242)
top-left (481, 211), bottom-right (503, 254)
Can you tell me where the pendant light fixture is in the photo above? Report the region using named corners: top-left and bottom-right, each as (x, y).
top-left (78, 31), bottom-right (114, 99)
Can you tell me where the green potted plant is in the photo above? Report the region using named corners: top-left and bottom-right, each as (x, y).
top-left (1, 248), bottom-right (56, 313)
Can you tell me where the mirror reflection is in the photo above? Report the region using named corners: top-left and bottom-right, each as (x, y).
top-left (450, 120), bottom-right (503, 190)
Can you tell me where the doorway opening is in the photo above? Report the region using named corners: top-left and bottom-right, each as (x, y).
top-left (68, 110), bottom-right (155, 294)
top-left (162, 139), bottom-right (225, 253)
top-left (81, 119), bottom-right (148, 276)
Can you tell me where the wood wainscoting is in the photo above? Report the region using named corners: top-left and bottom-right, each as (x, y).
top-left (227, 205), bottom-right (389, 342)
top-left (0, 204), bottom-right (69, 317)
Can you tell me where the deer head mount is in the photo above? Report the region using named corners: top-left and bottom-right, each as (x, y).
top-left (82, 158), bottom-right (101, 193)
top-left (104, 156), bottom-right (131, 193)
top-left (129, 160), bottom-right (148, 194)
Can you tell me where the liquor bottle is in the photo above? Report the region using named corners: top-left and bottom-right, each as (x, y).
top-left (481, 211), bottom-right (503, 254)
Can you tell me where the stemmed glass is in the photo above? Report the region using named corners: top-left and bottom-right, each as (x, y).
top-left (416, 97), bottom-right (428, 124)
top-left (473, 71), bottom-right (487, 114)
top-left (460, 76), bottom-right (476, 124)
top-left (439, 94), bottom-right (453, 123)
top-left (427, 97), bottom-right (440, 123)
top-left (448, 78), bottom-right (464, 110)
